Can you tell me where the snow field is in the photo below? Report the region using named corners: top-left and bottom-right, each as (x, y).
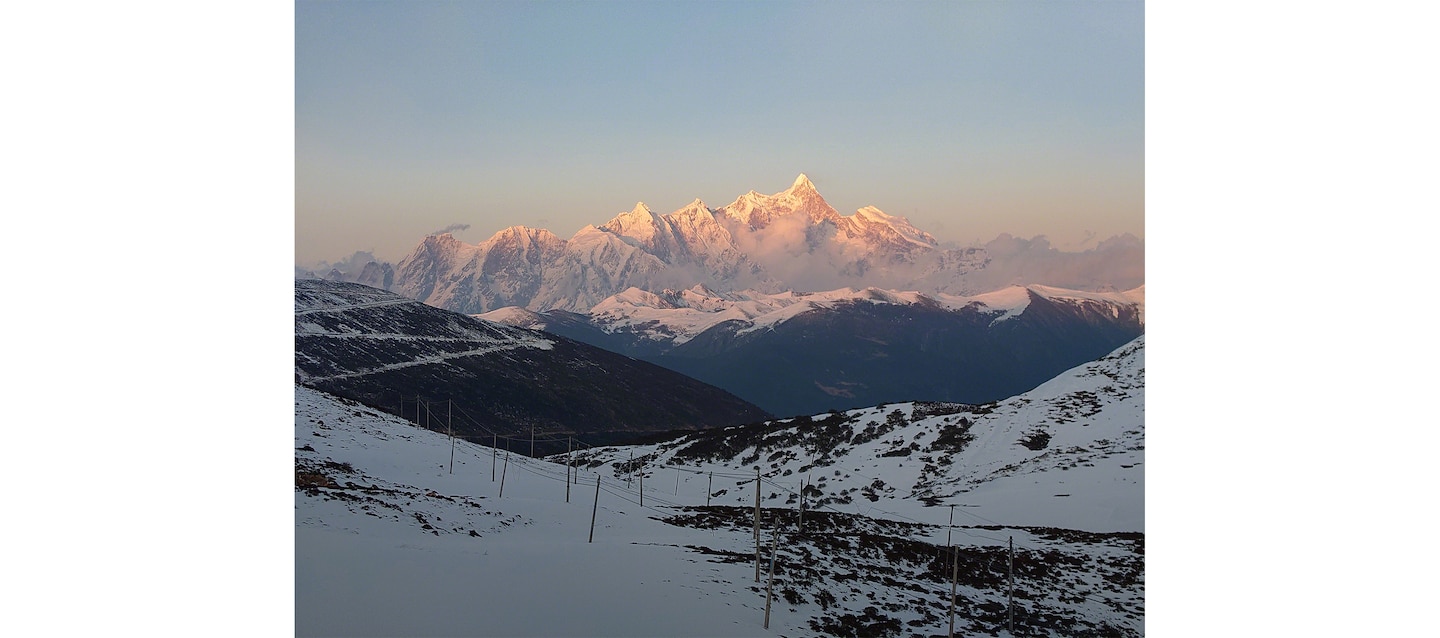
top-left (297, 335), bottom-right (1144, 636)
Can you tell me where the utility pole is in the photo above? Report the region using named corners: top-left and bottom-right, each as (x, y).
top-left (947, 504), bottom-right (955, 575)
top-left (948, 545), bottom-right (959, 638)
top-left (491, 433), bottom-right (497, 482)
top-left (754, 469), bottom-right (761, 542)
top-left (565, 437), bottom-right (572, 503)
top-left (588, 475), bottom-right (600, 543)
top-left (447, 400), bottom-right (454, 474)
top-left (530, 424), bottom-right (534, 457)
top-left (797, 478), bottom-right (806, 534)
top-left (639, 464), bottom-right (644, 507)
top-left (499, 450), bottom-right (509, 498)
top-left (754, 468), bottom-right (761, 582)
top-left (1008, 536), bottom-right (1015, 635)
top-left (706, 472), bottom-right (713, 507)
top-left (763, 521), bottom-right (779, 629)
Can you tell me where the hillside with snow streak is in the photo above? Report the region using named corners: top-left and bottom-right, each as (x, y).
top-left (295, 279), bottom-right (769, 449)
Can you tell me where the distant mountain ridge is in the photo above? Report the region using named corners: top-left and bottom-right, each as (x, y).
top-left (305, 174), bottom-right (1142, 314)
top-left (488, 283), bottom-right (1144, 349)
top-left (483, 283), bottom-right (1144, 417)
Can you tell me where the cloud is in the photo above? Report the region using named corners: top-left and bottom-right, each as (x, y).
top-left (296, 250), bottom-right (386, 281)
top-left (1065, 230), bottom-right (1098, 250)
top-left (430, 223), bottom-right (471, 236)
top-left (301, 250), bottom-right (376, 272)
top-left (958, 233), bottom-right (1144, 292)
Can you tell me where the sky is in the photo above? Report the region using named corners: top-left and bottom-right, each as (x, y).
top-left (296, 0), bottom-right (1144, 265)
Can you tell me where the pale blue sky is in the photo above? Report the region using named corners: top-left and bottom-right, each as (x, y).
top-left (296, 0), bottom-right (1143, 264)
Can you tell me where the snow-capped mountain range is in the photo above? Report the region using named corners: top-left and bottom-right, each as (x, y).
top-left (295, 336), bottom-right (1144, 636)
top-left (481, 282), bottom-right (1144, 417)
top-left (488, 283), bottom-right (1144, 350)
top-left (372, 174), bottom-right (1140, 314)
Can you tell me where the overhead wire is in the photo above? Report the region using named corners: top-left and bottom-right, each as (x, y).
top-left (391, 398), bottom-right (1139, 614)
top-left (404, 415), bottom-right (1111, 545)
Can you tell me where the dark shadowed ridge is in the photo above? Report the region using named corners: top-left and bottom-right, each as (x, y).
top-left (295, 280), bottom-right (770, 455)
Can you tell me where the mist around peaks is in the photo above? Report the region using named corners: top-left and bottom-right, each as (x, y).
top-left (303, 175), bottom-right (1143, 313)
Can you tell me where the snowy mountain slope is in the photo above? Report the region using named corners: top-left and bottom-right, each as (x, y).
top-left (295, 279), bottom-right (769, 449)
top-left (565, 336), bottom-right (1145, 533)
top-left (296, 278), bottom-right (556, 383)
top-left (381, 174), bottom-right (1138, 314)
top-left (297, 381), bottom-right (1143, 637)
top-left (719, 173), bottom-right (844, 228)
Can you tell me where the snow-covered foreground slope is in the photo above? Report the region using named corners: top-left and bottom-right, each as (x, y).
top-left (296, 342), bottom-right (1143, 637)
top-left (568, 336), bottom-right (1144, 533)
top-left (296, 385), bottom-right (782, 637)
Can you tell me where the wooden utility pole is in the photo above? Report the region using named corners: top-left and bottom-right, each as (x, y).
top-left (753, 469), bottom-right (761, 542)
top-left (706, 472), bottom-right (712, 507)
top-left (948, 545), bottom-right (959, 638)
top-left (565, 437), bottom-right (572, 503)
top-left (499, 450), bottom-right (509, 498)
top-left (447, 400), bottom-right (454, 474)
top-left (588, 475), bottom-right (600, 543)
top-left (754, 468), bottom-right (761, 582)
top-left (946, 504), bottom-right (955, 574)
top-left (639, 465), bottom-right (644, 507)
top-left (491, 433), bottom-right (497, 482)
top-left (797, 478), bottom-right (806, 534)
top-left (1008, 536), bottom-right (1015, 635)
top-left (627, 450), bottom-right (634, 488)
top-left (763, 522), bottom-right (779, 629)
top-left (530, 425), bottom-right (534, 457)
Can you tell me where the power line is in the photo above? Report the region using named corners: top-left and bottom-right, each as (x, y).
top-left (394, 420), bottom-right (1121, 547)
top-left (380, 401), bottom-right (1142, 616)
